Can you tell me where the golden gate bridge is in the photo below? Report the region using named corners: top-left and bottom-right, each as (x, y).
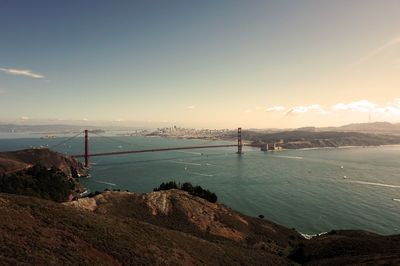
top-left (51, 128), bottom-right (264, 168)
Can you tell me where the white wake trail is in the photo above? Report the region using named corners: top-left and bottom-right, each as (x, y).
top-left (348, 180), bottom-right (400, 188)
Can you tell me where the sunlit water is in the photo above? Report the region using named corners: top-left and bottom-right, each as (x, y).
top-left (1, 133), bottom-right (400, 235)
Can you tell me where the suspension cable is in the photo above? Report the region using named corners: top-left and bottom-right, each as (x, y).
top-left (49, 131), bottom-right (84, 149)
top-left (90, 132), bottom-right (148, 148)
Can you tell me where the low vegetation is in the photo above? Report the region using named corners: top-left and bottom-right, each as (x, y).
top-left (154, 181), bottom-right (218, 203)
top-left (0, 164), bottom-right (79, 202)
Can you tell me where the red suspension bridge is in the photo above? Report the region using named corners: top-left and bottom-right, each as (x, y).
top-left (71, 128), bottom-right (251, 167)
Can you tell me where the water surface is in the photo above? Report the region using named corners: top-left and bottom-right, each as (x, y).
top-left (1, 134), bottom-right (399, 235)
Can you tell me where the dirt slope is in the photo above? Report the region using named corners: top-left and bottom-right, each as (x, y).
top-left (0, 192), bottom-right (290, 265)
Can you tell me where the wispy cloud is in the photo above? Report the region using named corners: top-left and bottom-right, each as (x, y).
top-left (20, 116), bottom-right (29, 121)
top-left (265, 106), bottom-right (285, 112)
top-left (331, 100), bottom-right (376, 112)
top-left (286, 104), bottom-right (326, 115)
top-left (0, 67), bottom-right (45, 79)
top-left (186, 105), bottom-right (195, 110)
top-left (352, 36), bottom-right (400, 67)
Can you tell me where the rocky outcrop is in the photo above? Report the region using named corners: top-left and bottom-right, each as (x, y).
top-left (65, 190), bottom-right (400, 265)
top-left (1, 192), bottom-right (291, 265)
top-left (65, 190), bottom-right (303, 254)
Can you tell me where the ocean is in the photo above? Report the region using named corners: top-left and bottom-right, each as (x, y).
top-left (1, 133), bottom-right (399, 235)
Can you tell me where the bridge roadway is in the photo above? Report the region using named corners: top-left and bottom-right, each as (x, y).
top-left (73, 144), bottom-right (259, 158)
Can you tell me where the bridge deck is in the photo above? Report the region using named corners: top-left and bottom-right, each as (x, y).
top-left (72, 144), bottom-right (258, 158)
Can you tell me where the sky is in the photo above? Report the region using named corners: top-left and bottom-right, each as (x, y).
top-left (0, 0), bottom-right (400, 129)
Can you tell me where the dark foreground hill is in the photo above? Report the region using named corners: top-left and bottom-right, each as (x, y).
top-left (0, 192), bottom-right (292, 265)
top-left (0, 149), bottom-right (86, 201)
top-left (1, 190), bottom-right (400, 265)
top-left (0, 148), bottom-right (86, 176)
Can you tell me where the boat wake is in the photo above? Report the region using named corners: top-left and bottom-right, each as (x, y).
top-left (95, 180), bottom-right (117, 186)
top-left (271, 155), bottom-right (303, 160)
top-left (348, 180), bottom-right (400, 188)
top-left (187, 171), bottom-right (214, 177)
top-left (170, 160), bottom-right (201, 166)
top-left (178, 151), bottom-right (203, 155)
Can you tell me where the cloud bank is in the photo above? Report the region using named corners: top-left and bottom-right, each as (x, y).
top-left (262, 98), bottom-right (400, 119)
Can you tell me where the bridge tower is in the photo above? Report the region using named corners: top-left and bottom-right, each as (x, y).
top-left (84, 129), bottom-right (89, 168)
top-left (237, 127), bottom-right (243, 154)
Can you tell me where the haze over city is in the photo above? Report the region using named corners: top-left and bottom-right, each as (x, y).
top-left (1, 0), bottom-right (400, 128)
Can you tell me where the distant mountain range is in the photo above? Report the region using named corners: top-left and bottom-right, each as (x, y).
top-left (226, 122), bottom-right (400, 149)
top-left (0, 123), bottom-right (138, 134)
top-left (320, 122), bottom-right (400, 135)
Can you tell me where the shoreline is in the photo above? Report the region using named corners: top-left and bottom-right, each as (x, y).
top-left (2, 133), bottom-right (400, 152)
top-left (285, 143), bottom-right (400, 152)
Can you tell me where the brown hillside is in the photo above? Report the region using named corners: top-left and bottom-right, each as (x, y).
top-left (66, 190), bottom-right (303, 254)
top-left (0, 192), bottom-right (290, 265)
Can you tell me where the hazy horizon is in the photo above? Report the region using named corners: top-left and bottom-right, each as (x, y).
top-left (1, 118), bottom-right (399, 131)
top-left (1, 1), bottom-right (400, 128)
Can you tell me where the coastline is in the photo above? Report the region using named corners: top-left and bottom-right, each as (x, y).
top-left (287, 143), bottom-right (400, 152)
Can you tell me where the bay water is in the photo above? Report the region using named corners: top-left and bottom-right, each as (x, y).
top-left (1, 133), bottom-right (399, 235)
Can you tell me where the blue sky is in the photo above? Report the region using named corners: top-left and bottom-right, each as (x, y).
top-left (1, 0), bottom-right (400, 128)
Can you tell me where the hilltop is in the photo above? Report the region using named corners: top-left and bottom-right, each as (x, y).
top-left (0, 149), bottom-right (86, 201)
top-left (321, 122), bottom-right (400, 135)
top-left (66, 190), bottom-right (302, 249)
top-left (0, 148), bottom-right (86, 176)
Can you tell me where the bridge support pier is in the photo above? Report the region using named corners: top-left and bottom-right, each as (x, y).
top-left (84, 129), bottom-right (89, 168)
top-left (237, 127), bottom-right (243, 154)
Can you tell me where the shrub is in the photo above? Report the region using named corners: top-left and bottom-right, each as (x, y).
top-left (153, 181), bottom-right (178, 191)
top-left (0, 164), bottom-right (77, 202)
top-left (153, 181), bottom-right (217, 203)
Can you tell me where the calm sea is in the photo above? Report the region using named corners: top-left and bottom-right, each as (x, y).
top-left (1, 133), bottom-right (399, 235)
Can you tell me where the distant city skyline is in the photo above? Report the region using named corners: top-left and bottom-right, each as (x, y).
top-left (1, 0), bottom-right (400, 128)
